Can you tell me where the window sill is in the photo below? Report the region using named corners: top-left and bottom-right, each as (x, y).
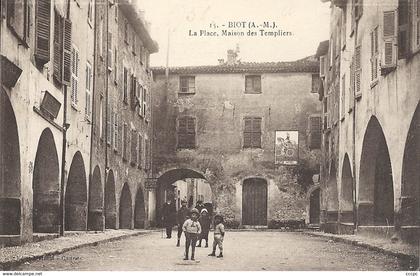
top-left (380, 66), bottom-right (396, 76)
top-left (244, 91), bottom-right (262, 94)
top-left (178, 92), bottom-right (196, 95)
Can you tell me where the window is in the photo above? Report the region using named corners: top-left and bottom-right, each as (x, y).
top-left (53, 10), bottom-right (63, 83)
top-left (413, 0), bottom-right (420, 50)
top-left (138, 134), bottom-right (143, 168)
top-left (99, 96), bottom-right (103, 139)
top-left (71, 46), bottom-right (79, 107)
top-left (349, 61), bottom-right (354, 113)
top-left (107, 105), bottom-right (112, 145)
top-left (114, 3), bottom-right (118, 22)
top-left (311, 74), bottom-right (321, 93)
top-left (398, 0), bottom-right (410, 58)
top-left (243, 117), bottom-right (262, 148)
top-left (99, 17), bottom-right (103, 58)
top-left (382, 10), bottom-right (397, 72)
top-left (341, 6), bottom-right (347, 49)
top-left (245, 75), bottom-right (262, 94)
top-left (145, 138), bottom-right (151, 170)
top-left (114, 47), bottom-right (118, 84)
top-left (123, 67), bottom-right (128, 103)
top-left (87, 0), bottom-right (93, 26)
top-left (177, 116), bottom-right (196, 149)
top-left (308, 115), bottom-right (322, 150)
top-left (179, 76), bottom-right (195, 94)
top-left (34, 0), bottom-right (51, 65)
top-left (319, 56), bottom-right (326, 78)
top-left (354, 45), bottom-right (361, 97)
top-left (130, 75), bottom-right (136, 110)
top-left (124, 21), bottom-right (128, 44)
top-left (123, 123), bottom-right (128, 161)
top-left (7, 0), bottom-right (32, 44)
top-left (113, 112), bottom-right (118, 151)
top-left (107, 31), bottom-right (112, 71)
top-left (132, 31), bottom-right (136, 55)
top-left (138, 84), bottom-right (143, 116)
top-left (370, 26), bottom-right (379, 83)
top-left (85, 62), bottom-right (92, 119)
top-left (143, 88), bottom-right (148, 119)
top-left (354, 0), bottom-right (363, 21)
top-left (130, 129), bottom-right (137, 166)
top-left (340, 74), bottom-right (346, 120)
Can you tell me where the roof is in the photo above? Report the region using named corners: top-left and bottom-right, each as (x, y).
top-left (152, 56), bottom-right (319, 75)
top-left (119, 0), bottom-right (159, 53)
top-left (315, 40), bottom-right (329, 57)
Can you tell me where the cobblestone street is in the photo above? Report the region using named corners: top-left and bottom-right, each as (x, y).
top-left (14, 231), bottom-right (409, 271)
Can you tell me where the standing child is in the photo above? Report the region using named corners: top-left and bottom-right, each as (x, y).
top-left (197, 209), bottom-right (211, 247)
top-left (176, 199), bottom-right (190, 247)
top-left (182, 208), bottom-right (201, 260)
top-left (208, 214), bottom-right (225, 258)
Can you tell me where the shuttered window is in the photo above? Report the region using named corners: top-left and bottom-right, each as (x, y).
top-left (138, 134), bottom-right (143, 169)
top-left (354, 45), bottom-right (361, 97)
top-left (308, 115), bottom-right (322, 150)
top-left (123, 123), bottom-right (128, 161)
top-left (113, 112), bottom-right (118, 151)
top-left (130, 75), bottom-right (136, 110)
top-left (107, 105), bottom-right (112, 145)
top-left (138, 84), bottom-right (143, 117)
top-left (34, 0), bottom-right (51, 64)
top-left (130, 129), bottom-right (137, 166)
top-left (243, 117), bottom-right (262, 148)
top-left (132, 31), bottom-right (136, 55)
top-left (85, 62), bottom-right (92, 120)
top-left (71, 46), bottom-right (79, 107)
top-left (144, 88), bottom-right (148, 120)
top-left (245, 75), bottom-right (262, 94)
top-left (145, 138), bottom-right (151, 170)
top-left (99, 17), bottom-right (103, 58)
top-left (124, 21), bottom-right (128, 44)
top-left (311, 74), bottom-right (320, 93)
top-left (87, 0), bottom-right (93, 26)
top-left (62, 19), bottom-right (72, 85)
top-left (114, 47), bottom-right (118, 83)
top-left (382, 10), bottom-right (397, 72)
top-left (7, 0), bottom-right (31, 43)
top-left (99, 96), bottom-right (103, 139)
top-left (179, 76), bottom-right (195, 94)
top-left (416, 0), bottom-right (420, 48)
top-left (123, 67), bottom-right (128, 103)
top-left (370, 26), bottom-right (379, 82)
top-left (341, 74), bottom-right (346, 120)
top-left (177, 116), bottom-right (196, 149)
top-left (107, 31), bottom-right (112, 71)
top-left (53, 10), bottom-right (63, 83)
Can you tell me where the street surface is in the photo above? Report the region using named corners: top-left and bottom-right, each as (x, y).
top-left (15, 231), bottom-right (407, 271)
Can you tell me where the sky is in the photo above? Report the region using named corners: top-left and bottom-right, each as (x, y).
top-left (139, 0), bottom-right (331, 67)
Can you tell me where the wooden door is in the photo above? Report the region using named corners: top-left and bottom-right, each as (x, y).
top-left (309, 188), bottom-right (320, 224)
top-left (242, 178), bottom-right (267, 225)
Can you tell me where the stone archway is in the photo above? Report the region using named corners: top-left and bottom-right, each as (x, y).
top-left (119, 183), bottom-right (133, 229)
top-left (65, 151), bottom-right (87, 231)
top-left (242, 177), bottom-right (268, 226)
top-left (0, 88), bottom-right (21, 235)
top-left (32, 128), bottom-right (60, 233)
top-left (88, 166), bottom-right (103, 231)
top-left (105, 170), bottom-right (117, 229)
top-left (134, 186), bottom-right (146, 229)
top-left (359, 116), bottom-right (394, 226)
top-left (401, 103), bottom-right (420, 226)
top-left (340, 154), bottom-right (354, 223)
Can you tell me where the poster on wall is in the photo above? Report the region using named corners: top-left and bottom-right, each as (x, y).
top-left (275, 131), bottom-right (299, 165)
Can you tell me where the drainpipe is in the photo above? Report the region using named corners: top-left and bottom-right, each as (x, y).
top-left (60, 0), bottom-right (72, 237)
top-left (104, 0), bottom-right (109, 226)
top-left (352, 17), bottom-right (358, 231)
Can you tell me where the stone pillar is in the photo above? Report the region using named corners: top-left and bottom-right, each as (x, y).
top-left (145, 178), bottom-right (157, 228)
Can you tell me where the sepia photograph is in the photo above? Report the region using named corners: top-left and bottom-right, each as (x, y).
top-left (0, 0), bottom-right (419, 274)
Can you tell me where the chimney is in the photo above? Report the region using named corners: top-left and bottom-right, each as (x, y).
top-left (226, 49), bottom-right (237, 65)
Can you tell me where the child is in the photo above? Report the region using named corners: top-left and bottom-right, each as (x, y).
top-left (176, 199), bottom-right (190, 247)
top-left (182, 208), bottom-right (201, 260)
top-left (208, 214), bottom-right (225, 258)
top-left (197, 208), bottom-right (211, 247)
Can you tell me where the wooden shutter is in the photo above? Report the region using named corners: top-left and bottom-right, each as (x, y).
top-left (382, 10), bottom-right (398, 71)
top-left (62, 18), bottom-right (72, 85)
top-left (113, 113), bottom-right (118, 151)
top-left (180, 76), bottom-right (188, 93)
top-left (131, 129), bottom-right (137, 165)
top-left (370, 28), bottom-right (379, 81)
top-left (34, 0), bottom-right (51, 65)
top-left (308, 115), bottom-right (322, 150)
top-left (354, 45), bottom-right (361, 97)
top-left (398, 0), bottom-right (411, 59)
top-left (53, 10), bottom-right (63, 82)
top-left (70, 47), bottom-right (79, 106)
top-left (319, 56), bottom-right (326, 77)
top-left (243, 118), bottom-right (253, 148)
top-left (107, 31), bottom-right (112, 71)
top-left (123, 123), bottom-right (128, 160)
top-left (106, 105), bottom-right (111, 145)
top-left (130, 76), bottom-right (136, 110)
top-left (252, 117), bottom-right (262, 148)
top-left (138, 134), bottom-right (142, 168)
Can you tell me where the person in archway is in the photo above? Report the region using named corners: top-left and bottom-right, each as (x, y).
top-left (161, 198), bottom-right (176, 238)
top-left (182, 208), bottom-right (201, 261)
top-left (197, 208), bottom-right (211, 247)
top-left (176, 199), bottom-right (190, 247)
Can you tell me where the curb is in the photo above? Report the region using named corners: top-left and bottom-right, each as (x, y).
top-left (301, 231), bottom-right (419, 266)
top-left (0, 230), bottom-right (157, 270)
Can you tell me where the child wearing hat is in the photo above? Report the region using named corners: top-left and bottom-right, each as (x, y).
top-left (197, 208), bottom-right (211, 247)
top-left (182, 208), bottom-right (201, 260)
top-left (208, 214), bottom-right (225, 258)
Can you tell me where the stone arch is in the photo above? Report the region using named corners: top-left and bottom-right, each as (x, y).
top-left (105, 170), bottom-right (117, 229)
top-left (401, 103), bottom-right (420, 226)
top-left (32, 128), bottom-right (60, 233)
top-left (0, 88), bottom-right (21, 235)
top-left (119, 183), bottom-right (133, 229)
top-left (65, 151), bottom-right (87, 230)
top-left (340, 153), bottom-right (354, 223)
top-left (134, 186), bottom-right (146, 229)
top-left (242, 177), bottom-right (268, 226)
top-left (326, 159), bottom-right (339, 222)
top-left (88, 166), bottom-right (103, 231)
top-left (359, 116), bottom-right (394, 226)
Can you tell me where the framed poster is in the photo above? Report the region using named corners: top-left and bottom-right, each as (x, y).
top-left (275, 130), bottom-right (299, 165)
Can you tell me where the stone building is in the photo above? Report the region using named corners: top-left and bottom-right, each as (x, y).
top-left (152, 51), bottom-right (322, 228)
top-left (0, 0), bottom-right (94, 245)
top-left (318, 0), bottom-right (420, 243)
top-left (92, 0), bottom-right (158, 230)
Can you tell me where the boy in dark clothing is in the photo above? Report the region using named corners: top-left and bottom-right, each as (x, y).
top-left (182, 208), bottom-right (201, 261)
top-left (197, 208), bottom-right (211, 247)
top-left (161, 199), bottom-right (176, 238)
top-left (208, 214), bottom-right (225, 258)
top-left (176, 200), bottom-right (190, 247)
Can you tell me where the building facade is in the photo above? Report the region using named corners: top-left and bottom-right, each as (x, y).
top-left (318, 0), bottom-right (420, 243)
top-left (92, 0), bottom-right (158, 231)
top-left (152, 52), bottom-right (322, 228)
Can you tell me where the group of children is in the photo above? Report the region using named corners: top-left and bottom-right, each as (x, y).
top-left (177, 200), bottom-right (225, 261)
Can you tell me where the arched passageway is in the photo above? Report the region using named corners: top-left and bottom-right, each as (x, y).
top-left (359, 117), bottom-right (394, 226)
top-left (309, 188), bottom-right (320, 224)
top-left (340, 154), bottom-right (354, 223)
top-left (0, 88), bottom-right (21, 235)
top-left (401, 103), bottom-right (420, 225)
top-left (134, 187), bottom-right (146, 229)
top-left (88, 166), bottom-right (103, 231)
top-left (65, 152), bottom-right (87, 230)
top-left (119, 183), bottom-right (133, 229)
top-left (326, 161), bottom-right (339, 222)
top-left (242, 178), bottom-right (267, 226)
top-left (32, 128), bottom-right (60, 233)
top-left (105, 170), bottom-right (117, 229)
